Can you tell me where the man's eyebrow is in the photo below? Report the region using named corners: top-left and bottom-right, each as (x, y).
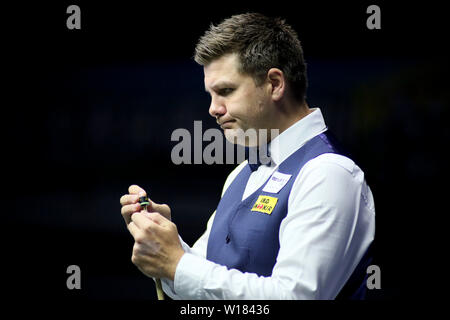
top-left (205, 81), bottom-right (236, 92)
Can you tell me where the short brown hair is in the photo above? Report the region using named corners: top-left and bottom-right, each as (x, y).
top-left (194, 13), bottom-right (308, 102)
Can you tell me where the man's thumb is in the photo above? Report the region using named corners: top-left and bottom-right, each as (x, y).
top-left (149, 201), bottom-right (171, 220)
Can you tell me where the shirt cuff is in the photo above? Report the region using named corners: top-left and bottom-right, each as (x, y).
top-left (174, 252), bottom-right (213, 299)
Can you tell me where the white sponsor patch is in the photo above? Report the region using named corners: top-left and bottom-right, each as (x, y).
top-left (262, 171), bottom-right (292, 194)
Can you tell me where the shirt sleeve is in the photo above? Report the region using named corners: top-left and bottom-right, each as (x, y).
top-left (274, 154), bottom-right (375, 299)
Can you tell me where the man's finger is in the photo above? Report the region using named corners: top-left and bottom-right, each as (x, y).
top-left (128, 184), bottom-right (147, 196)
top-left (131, 212), bottom-right (155, 230)
top-left (148, 202), bottom-right (171, 220)
top-left (127, 221), bottom-right (140, 238)
top-left (120, 194), bottom-right (139, 206)
top-left (121, 203), bottom-right (141, 215)
top-left (146, 211), bottom-right (169, 227)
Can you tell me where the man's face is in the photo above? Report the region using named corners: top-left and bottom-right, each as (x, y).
top-left (204, 53), bottom-right (272, 146)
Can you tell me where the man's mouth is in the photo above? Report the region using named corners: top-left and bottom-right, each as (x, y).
top-left (220, 120), bottom-right (235, 129)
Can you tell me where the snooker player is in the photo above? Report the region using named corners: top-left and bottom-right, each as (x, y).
top-left (119, 12), bottom-right (375, 299)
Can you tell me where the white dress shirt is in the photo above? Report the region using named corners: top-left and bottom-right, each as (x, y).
top-left (161, 108), bottom-right (375, 299)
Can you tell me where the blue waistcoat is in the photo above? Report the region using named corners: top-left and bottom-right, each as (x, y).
top-left (206, 131), bottom-right (372, 299)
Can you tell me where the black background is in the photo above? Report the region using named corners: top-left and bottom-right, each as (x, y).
top-left (4, 0), bottom-right (448, 308)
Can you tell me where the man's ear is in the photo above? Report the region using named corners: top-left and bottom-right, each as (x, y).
top-left (267, 68), bottom-right (285, 102)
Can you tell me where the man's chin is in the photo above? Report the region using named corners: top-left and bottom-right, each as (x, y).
top-left (223, 128), bottom-right (259, 147)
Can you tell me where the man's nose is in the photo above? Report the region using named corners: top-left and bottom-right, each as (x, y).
top-left (209, 97), bottom-right (227, 119)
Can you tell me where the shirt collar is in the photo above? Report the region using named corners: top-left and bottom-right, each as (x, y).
top-left (268, 108), bottom-right (327, 166)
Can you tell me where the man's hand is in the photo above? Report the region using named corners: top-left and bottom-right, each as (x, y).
top-left (119, 184), bottom-right (183, 280)
top-left (120, 184), bottom-right (171, 225)
top-left (128, 211), bottom-right (184, 280)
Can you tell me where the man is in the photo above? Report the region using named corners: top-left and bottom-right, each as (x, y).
top-left (119, 13), bottom-right (375, 299)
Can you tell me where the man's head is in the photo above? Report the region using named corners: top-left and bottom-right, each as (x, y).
top-left (195, 13), bottom-right (308, 146)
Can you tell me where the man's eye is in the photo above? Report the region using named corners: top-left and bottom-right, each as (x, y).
top-left (218, 88), bottom-right (234, 96)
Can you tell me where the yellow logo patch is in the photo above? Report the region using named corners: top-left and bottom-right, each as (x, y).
top-left (251, 195), bottom-right (278, 215)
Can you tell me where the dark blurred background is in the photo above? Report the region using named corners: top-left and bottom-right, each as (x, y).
top-left (4, 0), bottom-right (448, 303)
